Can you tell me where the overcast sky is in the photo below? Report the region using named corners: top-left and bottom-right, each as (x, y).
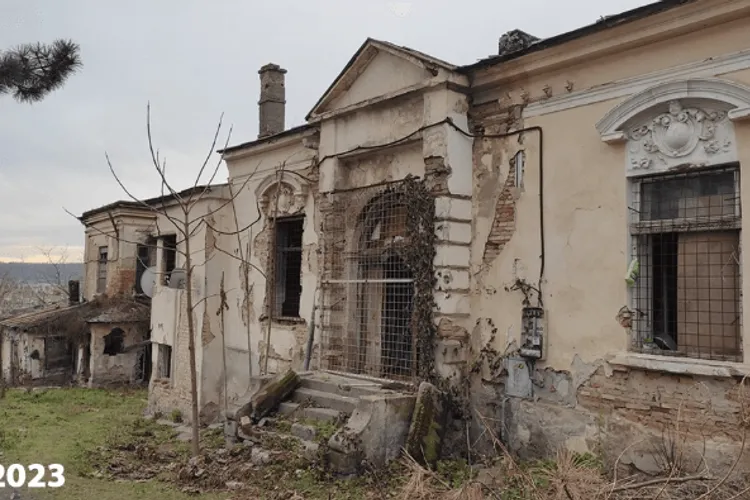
top-left (0, 0), bottom-right (651, 263)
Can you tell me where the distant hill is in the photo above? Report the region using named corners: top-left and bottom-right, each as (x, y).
top-left (0, 262), bottom-right (84, 284)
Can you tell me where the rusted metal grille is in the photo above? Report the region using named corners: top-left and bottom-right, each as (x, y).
top-left (320, 181), bottom-right (419, 381)
top-left (630, 166), bottom-right (742, 361)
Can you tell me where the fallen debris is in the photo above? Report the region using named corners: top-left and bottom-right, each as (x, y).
top-left (251, 369), bottom-right (301, 421)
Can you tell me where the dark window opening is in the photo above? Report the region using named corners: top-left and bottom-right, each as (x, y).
top-left (97, 246), bottom-right (108, 294)
top-left (44, 337), bottom-right (73, 371)
top-left (162, 235), bottom-right (177, 285)
top-left (274, 217), bottom-right (304, 318)
top-left (651, 234), bottom-right (678, 349)
top-left (103, 327), bottom-right (125, 356)
top-left (158, 344), bottom-right (172, 379)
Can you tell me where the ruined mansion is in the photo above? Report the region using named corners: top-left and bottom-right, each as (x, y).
top-left (12, 0), bottom-right (750, 471)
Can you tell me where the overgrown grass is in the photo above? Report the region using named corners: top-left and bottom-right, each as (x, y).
top-left (0, 388), bottom-right (224, 500)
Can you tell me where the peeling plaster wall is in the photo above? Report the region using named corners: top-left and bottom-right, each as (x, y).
top-left (88, 322), bottom-right (145, 386)
top-left (0, 330), bottom-right (46, 384)
top-left (465, 9), bottom-right (750, 468)
top-left (213, 140), bottom-right (319, 417)
top-left (146, 193), bottom-right (231, 422)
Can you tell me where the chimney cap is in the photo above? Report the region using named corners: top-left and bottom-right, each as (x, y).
top-left (259, 63), bottom-right (287, 74)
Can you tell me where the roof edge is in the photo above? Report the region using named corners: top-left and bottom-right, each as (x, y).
top-left (79, 183), bottom-right (229, 221)
top-left (461, 0), bottom-right (696, 73)
top-left (218, 123), bottom-right (314, 156)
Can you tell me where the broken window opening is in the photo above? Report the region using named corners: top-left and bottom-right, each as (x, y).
top-left (158, 344), bottom-right (172, 379)
top-left (44, 336), bottom-right (73, 371)
top-left (103, 327), bottom-right (125, 356)
top-left (273, 217), bottom-right (304, 318)
top-left (631, 166), bottom-right (742, 361)
top-left (162, 235), bottom-right (177, 286)
top-left (97, 246), bottom-right (108, 294)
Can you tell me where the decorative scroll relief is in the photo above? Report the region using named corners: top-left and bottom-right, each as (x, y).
top-left (258, 180), bottom-right (308, 216)
top-left (626, 100), bottom-right (737, 176)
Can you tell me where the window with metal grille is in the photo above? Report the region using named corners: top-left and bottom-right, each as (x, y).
top-left (96, 246), bottom-right (108, 294)
top-left (273, 217), bottom-right (304, 318)
top-left (630, 166), bottom-right (742, 361)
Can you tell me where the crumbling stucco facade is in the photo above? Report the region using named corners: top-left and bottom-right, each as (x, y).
top-left (464, 0), bottom-right (750, 472)
top-left (133, 0), bottom-right (750, 471)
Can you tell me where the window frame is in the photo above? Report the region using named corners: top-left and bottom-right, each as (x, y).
top-left (158, 344), bottom-right (172, 379)
top-left (271, 216), bottom-right (305, 320)
top-left (96, 246), bottom-right (108, 294)
top-left (161, 234), bottom-right (178, 286)
top-left (628, 165), bottom-right (743, 362)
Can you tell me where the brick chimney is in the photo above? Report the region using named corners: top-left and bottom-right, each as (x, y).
top-left (68, 280), bottom-right (80, 305)
top-left (258, 63), bottom-right (287, 139)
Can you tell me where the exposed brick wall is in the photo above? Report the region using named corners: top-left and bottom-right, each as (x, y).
top-left (578, 367), bottom-right (745, 440)
top-left (470, 101), bottom-right (527, 269)
top-left (107, 267), bottom-right (136, 297)
top-left (483, 163), bottom-right (517, 264)
top-left (148, 292), bottom-right (193, 420)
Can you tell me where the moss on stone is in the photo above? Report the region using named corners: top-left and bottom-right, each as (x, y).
top-left (406, 382), bottom-right (445, 467)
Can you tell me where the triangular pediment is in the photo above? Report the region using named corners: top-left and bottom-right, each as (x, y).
top-left (307, 39), bottom-right (457, 120)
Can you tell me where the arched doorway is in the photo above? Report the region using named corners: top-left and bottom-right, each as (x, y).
top-left (353, 192), bottom-right (416, 379)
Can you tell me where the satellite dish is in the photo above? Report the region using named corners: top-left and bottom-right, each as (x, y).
top-left (169, 269), bottom-right (187, 290)
top-left (140, 267), bottom-right (158, 298)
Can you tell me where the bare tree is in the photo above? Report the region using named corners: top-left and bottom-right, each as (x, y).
top-left (86, 104), bottom-right (266, 456)
top-left (30, 246), bottom-right (79, 305)
top-left (0, 39), bottom-right (82, 103)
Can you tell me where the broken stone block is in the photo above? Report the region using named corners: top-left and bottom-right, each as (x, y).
top-left (405, 382), bottom-right (447, 467)
top-left (240, 416), bottom-right (252, 432)
top-left (251, 447), bottom-right (271, 466)
top-left (301, 440), bottom-right (320, 461)
top-left (328, 393), bottom-right (416, 473)
top-left (250, 369), bottom-right (301, 421)
top-left (225, 481), bottom-right (244, 490)
top-left (291, 422), bottom-right (317, 442)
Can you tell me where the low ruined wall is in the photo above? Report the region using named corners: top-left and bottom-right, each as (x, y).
top-left (468, 362), bottom-right (749, 474)
top-left (89, 323), bottom-right (144, 386)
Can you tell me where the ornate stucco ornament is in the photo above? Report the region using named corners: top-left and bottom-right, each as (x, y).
top-left (628, 100), bottom-right (730, 170)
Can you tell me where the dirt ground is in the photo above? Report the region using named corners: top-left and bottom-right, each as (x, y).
top-left (1, 387), bottom-right (749, 500)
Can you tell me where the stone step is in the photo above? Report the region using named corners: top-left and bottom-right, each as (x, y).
top-left (277, 401), bottom-right (300, 416)
top-left (305, 407), bottom-right (344, 423)
top-left (276, 401), bottom-right (346, 423)
top-left (290, 387), bottom-right (359, 414)
top-left (300, 374), bottom-right (383, 398)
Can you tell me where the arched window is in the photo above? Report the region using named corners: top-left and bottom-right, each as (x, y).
top-left (598, 78), bottom-right (750, 362)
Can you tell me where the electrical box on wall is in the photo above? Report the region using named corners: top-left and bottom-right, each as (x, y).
top-left (520, 307), bottom-right (545, 360)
